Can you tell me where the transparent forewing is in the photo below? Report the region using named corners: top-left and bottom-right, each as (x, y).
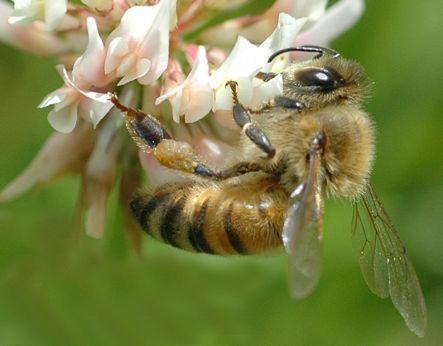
top-left (352, 184), bottom-right (427, 337)
top-left (352, 200), bottom-right (389, 298)
top-left (282, 152), bottom-right (324, 299)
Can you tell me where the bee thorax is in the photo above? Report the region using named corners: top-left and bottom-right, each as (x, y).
top-left (262, 105), bottom-right (375, 200)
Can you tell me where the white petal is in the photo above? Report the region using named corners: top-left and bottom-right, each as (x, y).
top-left (184, 88), bottom-right (214, 123)
top-left (137, 2), bottom-right (170, 85)
top-left (249, 74), bottom-right (283, 109)
top-left (80, 90), bottom-right (112, 104)
top-left (44, 0), bottom-right (67, 31)
top-left (156, 46), bottom-right (209, 109)
top-left (260, 14), bottom-right (307, 52)
top-left (85, 99), bottom-right (114, 128)
top-left (118, 58), bottom-right (151, 86)
top-left (104, 37), bottom-right (128, 74)
top-left (136, 35), bottom-right (168, 85)
top-left (214, 87), bottom-right (233, 111)
top-left (234, 77), bottom-right (254, 105)
top-left (47, 103), bottom-right (78, 133)
top-left (13, 0), bottom-right (33, 11)
top-left (209, 36), bottom-right (267, 89)
top-left (155, 83), bottom-right (185, 106)
top-left (8, 13), bottom-right (32, 25)
top-left (116, 53), bottom-right (136, 76)
top-left (170, 89), bottom-right (183, 123)
top-left (38, 89), bottom-right (67, 108)
top-left (1, 1), bottom-right (69, 56)
top-left (73, 17), bottom-right (108, 87)
top-left (117, 69), bottom-right (137, 85)
top-left (112, 5), bottom-right (158, 44)
top-left (136, 58), bottom-right (152, 79)
top-left (260, 14), bottom-right (307, 72)
top-left (296, 0), bottom-right (365, 46)
top-left (291, 0), bottom-right (328, 22)
top-left (214, 76), bottom-right (253, 111)
top-left (53, 89), bottom-right (78, 111)
top-left (9, 0), bottom-right (42, 25)
top-left (56, 65), bottom-right (112, 105)
top-left (53, 92), bottom-right (77, 111)
top-left (168, 0), bottom-right (177, 30)
top-left (187, 46), bottom-right (210, 86)
top-left (107, 3), bottom-right (171, 86)
top-left (57, 64), bottom-right (76, 90)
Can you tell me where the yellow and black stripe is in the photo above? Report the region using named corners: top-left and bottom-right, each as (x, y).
top-left (188, 198), bottom-right (214, 253)
top-left (130, 178), bottom-right (289, 255)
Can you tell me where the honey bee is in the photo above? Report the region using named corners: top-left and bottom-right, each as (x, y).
top-left (110, 45), bottom-right (427, 336)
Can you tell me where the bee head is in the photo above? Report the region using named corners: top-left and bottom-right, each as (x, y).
top-left (269, 46), bottom-right (369, 110)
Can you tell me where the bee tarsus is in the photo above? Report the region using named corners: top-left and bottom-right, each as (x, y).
top-left (275, 96), bottom-right (305, 110)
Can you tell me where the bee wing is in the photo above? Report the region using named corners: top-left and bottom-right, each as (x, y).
top-left (282, 150), bottom-right (324, 299)
top-left (351, 184), bottom-right (427, 337)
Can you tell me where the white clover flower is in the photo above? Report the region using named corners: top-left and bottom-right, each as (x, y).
top-left (38, 18), bottom-right (113, 133)
top-left (247, 75), bottom-right (283, 110)
top-left (210, 13), bottom-right (308, 111)
top-left (156, 46), bottom-right (213, 123)
top-left (0, 0), bottom-right (366, 241)
top-left (209, 36), bottom-right (269, 111)
top-left (0, 1), bottom-right (68, 56)
top-left (104, 2), bottom-right (173, 86)
top-left (260, 13), bottom-right (307, 72)
top-left (243, 13), bottom-right (307, 110)
top-left (8, 0), bottom-right (78, 31)
top-left (72, 17), bottom-right (112, 88)
top-left (287, 0), bottom-right (328, 24)
top-left (125, 0), bottom-right (177, 27)
top-left (296, 0), bottom-right (364, 46)
top-left (38, 66), bottom-right (113, 133)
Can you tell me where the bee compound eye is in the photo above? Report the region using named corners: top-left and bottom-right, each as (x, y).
top-left (296, 67), bottom-right (345, 91)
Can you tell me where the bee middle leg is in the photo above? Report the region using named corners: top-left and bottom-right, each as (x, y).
top-left (111, 95), bottom-right (267, 180)
top-left (225, 81), bottom-right (276, 159)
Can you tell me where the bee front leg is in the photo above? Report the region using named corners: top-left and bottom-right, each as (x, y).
top-left (110, 95), bottom-right (217, 179)
top-left (274, 96), bottom-right (305, 111)
top-left (225, 81), bottom-right (276, 159)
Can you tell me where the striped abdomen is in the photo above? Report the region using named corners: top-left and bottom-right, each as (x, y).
top-left (130, 177), bottom-right (289, 255)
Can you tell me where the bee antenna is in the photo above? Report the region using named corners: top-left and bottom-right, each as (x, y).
top-left (267, 45), bottom-right (341, 63)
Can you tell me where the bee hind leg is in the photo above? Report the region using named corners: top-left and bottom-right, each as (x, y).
top-left (111, 95), bottom-right (217, 179)
top-left (111, 95), bottom-right (270, 180)
top-left (216, 162), bottom-right (265, 179)
top-left (225, 81), bottom-right (276, 159)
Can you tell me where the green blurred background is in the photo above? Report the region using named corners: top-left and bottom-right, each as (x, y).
top-left (1, 0), bottom-right (442, 345)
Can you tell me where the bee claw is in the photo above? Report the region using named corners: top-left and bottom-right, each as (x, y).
top-left (109, 93), bottom-right (129, 112)
top-left (225, 80), bottom-right (238, 89)
top-left (225, 80), bottom-right (239, 105)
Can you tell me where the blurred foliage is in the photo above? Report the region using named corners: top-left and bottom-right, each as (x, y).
top-left (0, 0), bottom-right (442, 345)
top-left (184, 0), bottom-right (277, 40)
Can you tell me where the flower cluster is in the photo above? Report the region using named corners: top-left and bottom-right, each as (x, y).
top-left (0, 0), bottom-right (364, 245)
